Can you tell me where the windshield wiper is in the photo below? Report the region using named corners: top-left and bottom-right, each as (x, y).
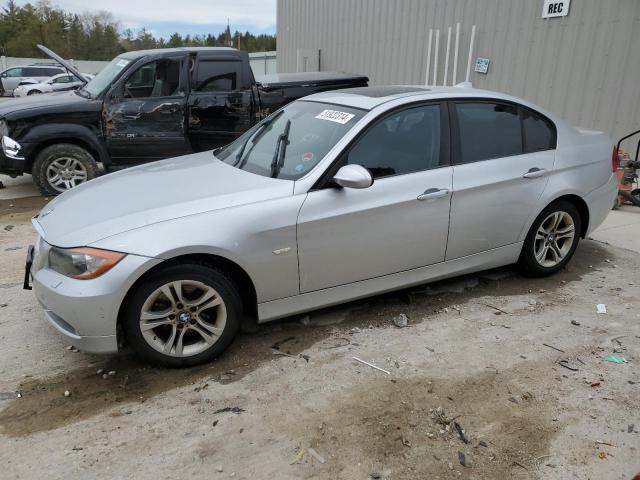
top-left (233, 110), bottom-right (284, 167)
top-left (269, 119), bottom-right (291, 178)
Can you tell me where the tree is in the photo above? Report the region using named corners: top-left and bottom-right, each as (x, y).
top-left (167, 32), bottom-right (183, 48)
top-left (0, 2), bottom-right (277, 59)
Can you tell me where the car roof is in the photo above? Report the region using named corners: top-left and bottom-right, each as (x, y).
top-left (118, 47), bottom-right (238, 60)
top-left (303, 85), bottom-right (529, 111)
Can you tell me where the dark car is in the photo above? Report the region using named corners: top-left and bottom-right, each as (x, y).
top-left (0, 45), bottom-right (368, 195)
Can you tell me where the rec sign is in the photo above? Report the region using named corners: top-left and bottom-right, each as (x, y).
top-left (542, 0), bottom-right (571, 18)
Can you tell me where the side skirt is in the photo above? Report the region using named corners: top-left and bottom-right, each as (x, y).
top-left (257, 242), bottom-right (523, 323)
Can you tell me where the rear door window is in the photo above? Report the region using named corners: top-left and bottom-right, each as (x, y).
top-left (23, 67), bottom-right (53, 77)
top-left (53, 75), bottom-right (73, 84)
top-left (522, 108), bottom-right (556, 153)
top-left (21, 67), bottom-right (37, 76)
top-left (194, 59), bottom-right (242, 92)
top-left (454, 102), bottom-right (522, 164)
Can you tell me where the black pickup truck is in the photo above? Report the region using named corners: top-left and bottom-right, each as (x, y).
top-left (0, 46), bottom-right (367, 195)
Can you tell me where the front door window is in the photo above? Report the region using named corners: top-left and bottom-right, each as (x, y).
top-left (124, 58), bottom-right (182, 98)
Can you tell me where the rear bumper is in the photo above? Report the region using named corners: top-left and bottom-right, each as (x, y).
top-left (585, 173), bottom-right (618, 236)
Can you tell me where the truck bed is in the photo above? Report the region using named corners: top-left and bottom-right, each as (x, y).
top-left (255, 71), bottom-right (369, 90)
top-left (255, 71), bottom-right (369, 114)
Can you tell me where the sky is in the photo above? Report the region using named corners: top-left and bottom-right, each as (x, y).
top-left (14, 0), bottom-right (277, 39)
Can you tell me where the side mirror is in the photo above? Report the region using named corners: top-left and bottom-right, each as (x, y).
top-left (332, 164), bottom-right (373, 189)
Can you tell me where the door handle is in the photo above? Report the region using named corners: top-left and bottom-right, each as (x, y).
top-left (522, 167), bottom-right (548, 179)
top-left (417, 188), bottom-right (450, 201)
top-left (157, 104), bottom-right (179, 114)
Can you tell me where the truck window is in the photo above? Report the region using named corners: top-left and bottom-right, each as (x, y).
top-left (124, 58), bottom-right (181, 98)
top-left (194, 60), bottom-right (241, 92)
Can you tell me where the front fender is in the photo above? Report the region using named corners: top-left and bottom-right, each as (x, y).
top-left (20, 123), bottom-right (110, 167)
top-left (88, 195), bottom-right (305, 303)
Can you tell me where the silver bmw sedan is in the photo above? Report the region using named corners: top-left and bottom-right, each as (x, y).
top-left (26, 86), bottom-right (618, 366)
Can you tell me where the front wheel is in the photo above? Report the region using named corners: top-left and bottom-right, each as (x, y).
top-left (122, 264), bottom-right (242, 367)
top-left (27, 89), bottom-right (41, 95)
top-left (518, 201), bottom-right (581, 276)
top-left (32, 143), bottom-right (97, 196)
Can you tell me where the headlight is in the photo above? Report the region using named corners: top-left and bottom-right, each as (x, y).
top-left (48, 247), bottom-right (126, 280)
top-left (2, 135), bottom-right (23, 159)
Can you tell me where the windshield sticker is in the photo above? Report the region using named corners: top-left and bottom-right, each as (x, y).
top-left (295, 164), bottom-right (306, 173)
top-left (315, 109), bottom-right (355, 125)
top-left (302, 152), bottom-right (314, 162)
top-left (116, 59), bottom-right (130, 68)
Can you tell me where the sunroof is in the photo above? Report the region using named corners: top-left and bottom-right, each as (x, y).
top-left (335, 86), bottom-right (430, 98)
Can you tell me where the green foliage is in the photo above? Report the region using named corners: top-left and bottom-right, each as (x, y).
top-left (0, 1), bottom-right (276, 60)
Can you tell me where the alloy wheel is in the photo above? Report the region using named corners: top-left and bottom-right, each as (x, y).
top-left (534, 211), bottom-right (575, 267)
top-left (46, 157), bottom-right (88, 192)
top-left (139, 280), bottom-right (227, 357)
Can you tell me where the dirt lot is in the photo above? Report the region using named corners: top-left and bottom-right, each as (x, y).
top-left (0, 190), bottom-right (639, 480)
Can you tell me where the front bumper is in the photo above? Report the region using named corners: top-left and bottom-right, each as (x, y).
top-left (28, 238), bottom-right (161, 354)
top-left (0, 141), bottom-right (29, 176)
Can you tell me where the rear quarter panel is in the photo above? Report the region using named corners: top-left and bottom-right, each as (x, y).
top-left (520, 119), bottom-right (614, 239)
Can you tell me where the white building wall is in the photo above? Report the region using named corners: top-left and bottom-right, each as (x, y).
top-left (277, 0), bottom-right (640, 142)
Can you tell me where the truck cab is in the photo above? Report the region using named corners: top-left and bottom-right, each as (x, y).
top-left (0, 46), bottom-right (367, 195)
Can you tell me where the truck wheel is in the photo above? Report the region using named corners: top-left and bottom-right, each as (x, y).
top-left (32, 143), bottom-right (97, 196)
top-left (122, 264), bottom-right (242, 367)
top-left (518, 201), bottom-right (581, 277)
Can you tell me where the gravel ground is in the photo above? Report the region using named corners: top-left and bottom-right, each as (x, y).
top-left (0, 193), bottom-right (638, 480)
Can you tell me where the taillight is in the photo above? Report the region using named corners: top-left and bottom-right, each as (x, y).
top-left (612, 146), bottom-right (619, 172)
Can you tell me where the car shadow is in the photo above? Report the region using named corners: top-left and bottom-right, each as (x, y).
top-left (0, 240), bottom-right (612, 437)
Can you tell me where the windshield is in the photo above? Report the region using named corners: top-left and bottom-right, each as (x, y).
top-left (216, 101), bottom-right (365, 180)
top-left (80, 56), bottom-right (131, 97)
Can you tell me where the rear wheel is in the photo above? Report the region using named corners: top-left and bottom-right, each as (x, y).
top-left (123, 264), bottom-right (242, 367)
top-left (32, 143), bottom-right (97, 196)
top-left (518, 201), bottom-right (581, 276)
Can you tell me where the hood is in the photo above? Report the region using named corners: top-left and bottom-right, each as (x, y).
top-left (0, 90), bottom-right (91, 117)
top-left (35, 152), bottom-right (294, 248)
top-left (37, 44), bottom-right (89, 83)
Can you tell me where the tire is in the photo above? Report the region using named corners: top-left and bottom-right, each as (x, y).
top-left (122, 264), bottom-right (242, 367)
top-left (27, 90), bottom-right (41, 95)
top-left (32, 143), bottom-right (97, 196)
top-left (518, 200), bottom-right (582, 277)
